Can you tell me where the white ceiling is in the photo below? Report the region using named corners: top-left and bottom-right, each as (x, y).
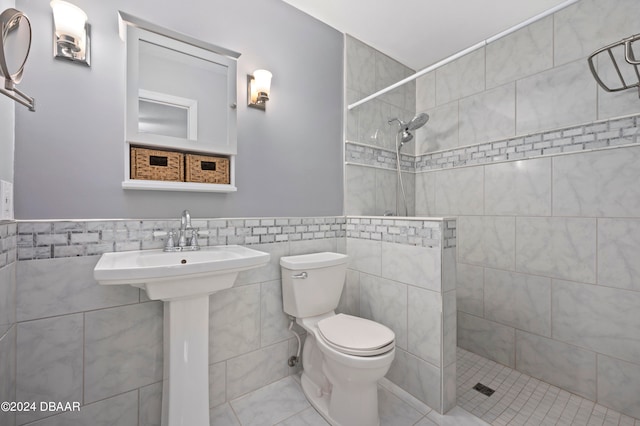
top-left (282, 0), bottom-right (572, 71)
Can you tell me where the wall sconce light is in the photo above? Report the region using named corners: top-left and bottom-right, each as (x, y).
top-left (50, 0), bottom-right (90, 66)
top-left (247, 69), bottom-right (272, 110)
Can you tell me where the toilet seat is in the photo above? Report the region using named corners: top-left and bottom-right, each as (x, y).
top-left (317, 314), bottom-right (395, 357)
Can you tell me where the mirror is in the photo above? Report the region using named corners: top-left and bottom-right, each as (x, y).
top-left (0, 8), bottom-right (35, 111)
top-left (120, 12), bottom-right (239, 155)
top-left (1, 8), bottom-right (31, 82)
top-left (138, 98), bottom-right (189, 139)
top-left (138, 89), bottom-right (196, 139)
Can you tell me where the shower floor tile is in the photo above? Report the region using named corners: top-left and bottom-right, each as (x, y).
top-left (457, 347), bottom-right (640, 426)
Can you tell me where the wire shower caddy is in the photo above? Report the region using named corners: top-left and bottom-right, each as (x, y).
top-left (588, 33), bottom-right (640, 98)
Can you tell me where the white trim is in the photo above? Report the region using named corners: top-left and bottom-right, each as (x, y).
top-left (118, 11), bottom-right (240, 58)
top-left (122, 180), bottom-right (237, 193)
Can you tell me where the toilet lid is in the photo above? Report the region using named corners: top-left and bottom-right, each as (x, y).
top-left (317, 314), bottom-right (395, 356)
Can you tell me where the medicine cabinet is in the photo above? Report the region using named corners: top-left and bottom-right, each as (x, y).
top-left (118, 12), bottom-right (240, 192)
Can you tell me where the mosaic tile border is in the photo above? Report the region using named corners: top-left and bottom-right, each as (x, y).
top-left (345, 141), bottom-right (415, 172)
top-left (16, 216), bottom-right (456, 260)
top-left (0, 221), bottom-right (17, 268)
top-left (17, 217), bottom-right (347, 260)
top-left (346, 217), bottom-right (456, 248)
top-left (346, 115), bottom-right (640, 173)
top-left (416, 114), bottom-right (640, 171)
top-left (444, 219), bottom-right (457, 249)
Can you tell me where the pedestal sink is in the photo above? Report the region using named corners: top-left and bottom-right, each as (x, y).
top-left (94, 245), bottom-right (270, 426)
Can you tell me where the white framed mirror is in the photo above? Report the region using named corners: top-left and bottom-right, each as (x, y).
top-left (120, 12), bottom-right (239, 155)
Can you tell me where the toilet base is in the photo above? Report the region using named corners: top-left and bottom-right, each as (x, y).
top-left (300, 373), bottom-right (380, 426)
top-left (301, 373), bottom-right (335, 425)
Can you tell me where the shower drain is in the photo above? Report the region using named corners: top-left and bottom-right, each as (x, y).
top-left (473, 383), bottom-right (496, 396)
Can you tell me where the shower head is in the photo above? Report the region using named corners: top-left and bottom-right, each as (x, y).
top-left (388, 113), bottom-right (430, 133)
top-left (407, 113), bottom-right (429, 131)
top-left (388, 113), bottom-right (429, 146)
top-left (400, 130), bottom-right (413, 143)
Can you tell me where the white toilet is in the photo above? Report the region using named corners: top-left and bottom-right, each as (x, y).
top-left (280, 252), bottom-right (395, 426)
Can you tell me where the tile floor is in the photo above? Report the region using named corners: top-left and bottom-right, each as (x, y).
top-left (457, 348), bottom-right (640, 426)
top-left (214, 373), bottom-right (488, 426)
top-left (211, 348), bottom-right (640, 426)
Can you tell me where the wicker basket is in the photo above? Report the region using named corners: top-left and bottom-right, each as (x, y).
top-left (130, 147), bottom-right (184, 182)
top-left (185, 154), bottom-right (230, 184)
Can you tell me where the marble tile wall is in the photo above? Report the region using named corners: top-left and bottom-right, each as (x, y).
top-left (9, 217), bottom-right (343, 425)
top-left (345, 163), bottom-right (416, 216)
top-left (414, 136), bottom-right (640, 420)
top-left (419, 142), bottom-right (640, 419)
top-left (346, 36), bottom-right (416, 151)
top-left (345, 0), bottom-right (640, 418)
top-left (9, 215), bottom-right (458, 421)
top-left (345, 0), bottom-right (640, 218)
top-left (412, 0), bottom-right (640, 418)
top-left (412, 0), bottom-right (640, 155)
top-left (345, 217), bottom-right (457, 414)
top-left (345, 35), bottom-right (417, 217)
top-left (0, 221), bottom-right (16, 426)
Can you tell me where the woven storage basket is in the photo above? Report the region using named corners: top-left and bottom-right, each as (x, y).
top-left (185, 154), bottom-right (230, 184)
top-left (130, 147), bottom-right (184, 182)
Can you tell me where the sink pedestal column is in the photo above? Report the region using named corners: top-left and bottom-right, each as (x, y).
top-left (93, 245), bottom-right (271, 426)
top-left (162, 296), bottom-right (210, 426)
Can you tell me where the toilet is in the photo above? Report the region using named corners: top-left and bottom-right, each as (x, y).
top-left (280, 252), bottom-right (395, 426)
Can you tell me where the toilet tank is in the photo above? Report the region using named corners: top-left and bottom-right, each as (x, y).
top-left (280, 252), bottom-right (349, 318)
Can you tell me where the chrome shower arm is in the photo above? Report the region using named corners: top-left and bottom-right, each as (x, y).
top-left (388, 117), bottom-right (405, 127)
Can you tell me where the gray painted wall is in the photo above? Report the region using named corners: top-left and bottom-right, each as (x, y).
top-left (14, 0), bottom-right (344, 219)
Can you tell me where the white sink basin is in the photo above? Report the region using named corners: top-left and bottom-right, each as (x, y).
top-left (94, 245), bottom-right (270, 301)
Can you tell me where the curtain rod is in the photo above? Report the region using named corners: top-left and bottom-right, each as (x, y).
top-left (347, 0), bottom-right (579, 110)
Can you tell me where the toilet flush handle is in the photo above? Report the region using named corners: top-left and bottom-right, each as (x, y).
top-left (292, 272), bottom-right (308, 279)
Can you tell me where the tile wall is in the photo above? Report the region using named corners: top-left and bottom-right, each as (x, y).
top-left (11, 217), bottom-right (344, 425)
top-left (344, 217), bottom-right (457, 413)
top-left (412, 0), bottom-right (640, 157)
top-left (0, 221), bottom-right (17, 426)
top-left (8, 215), bottom-right (455, 423)
top-left (345, 35), bottom-right (417, 216)
top-left (412, 0), bottom-right (640, 419)
top-left (346, 0), bottom-right (640, 419)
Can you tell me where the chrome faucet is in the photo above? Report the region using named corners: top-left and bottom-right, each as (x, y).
top-left (163, 210), bottom-right (201, 252)
top-left (178, 210), bottom-right (192, 247)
